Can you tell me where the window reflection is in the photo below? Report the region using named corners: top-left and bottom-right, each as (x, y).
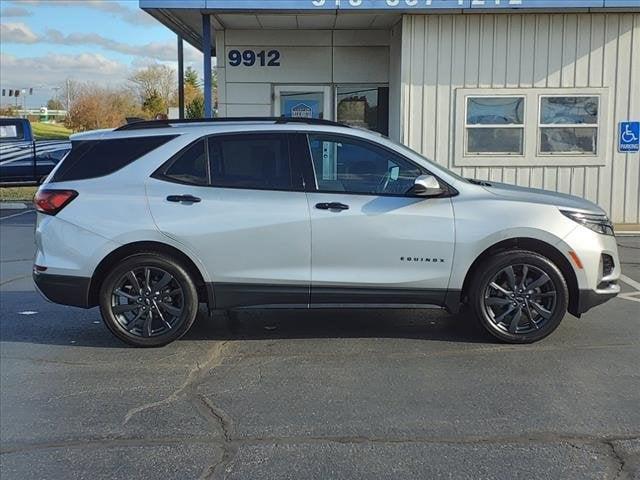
top-left (336, 86), bottom-right (389, 135)
top-left (539, 96), bottom-right (599, 154)
top-left (467, 97), bottom-right (525, 125)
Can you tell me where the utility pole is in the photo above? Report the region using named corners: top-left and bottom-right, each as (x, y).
top-left (66, 79), bottom-right (71, 111)
top-left (52, 86), bottom-right (61, 104)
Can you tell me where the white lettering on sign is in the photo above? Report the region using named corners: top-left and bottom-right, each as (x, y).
top-left (311, 0), bottom-right (525, 5)
top-left (471, 0), bottom-right (523, 5)
top-left (312, 0), bottom-right (365, 5)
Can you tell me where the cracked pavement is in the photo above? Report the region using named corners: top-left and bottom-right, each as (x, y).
top-left (1, 209), bottom-right (639, 479)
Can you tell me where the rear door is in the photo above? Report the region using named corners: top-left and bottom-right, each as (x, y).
top-left (146, 132), bottom-right (312, 308)
top-left (302, 133), bottom-right (455, 306)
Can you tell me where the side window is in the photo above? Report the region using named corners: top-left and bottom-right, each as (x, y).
top-left (465, 96), bottom-right (525, 155)
top-left (164, 139), bottom-right (209, 186)
top-left (307, 135), bottom-right (422, 196)
top-left (208, 134), bottom-right (293, 190)
top-left (539, 96), bottom-right (599, 154)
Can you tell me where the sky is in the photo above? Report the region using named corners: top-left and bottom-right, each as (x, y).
top-left (0, 0), bottom-right (204, 108)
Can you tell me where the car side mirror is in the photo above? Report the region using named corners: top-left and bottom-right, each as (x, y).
top-left (413, 174), bottom-right (445, 197)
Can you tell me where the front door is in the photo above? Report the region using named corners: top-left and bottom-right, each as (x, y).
top-left (304, 133), bottom-right (456, 306)
top-left (146, 132), bottom-right (312, 308)
top-left (274, 86), bottom-right (332, 120)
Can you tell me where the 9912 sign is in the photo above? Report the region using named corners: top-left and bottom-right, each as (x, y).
top-left (228, 49), bottom-right (281, 67)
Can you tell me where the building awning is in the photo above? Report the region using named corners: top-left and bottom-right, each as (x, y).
top-left (140, 0), bottom-right (640, 54)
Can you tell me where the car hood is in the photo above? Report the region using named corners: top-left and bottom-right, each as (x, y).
top-left (481, 181), bottom-right (605, 214)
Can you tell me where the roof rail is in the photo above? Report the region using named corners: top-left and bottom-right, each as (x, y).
top-left (115, 116), bottom-right (350, 132)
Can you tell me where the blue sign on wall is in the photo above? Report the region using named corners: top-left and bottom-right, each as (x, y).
top-left (619, 122), bottom-right (640, 153)
top-left (284, 99), bottom-right (320, 118)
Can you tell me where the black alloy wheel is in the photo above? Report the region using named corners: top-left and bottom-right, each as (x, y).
top-left (99, 254), bottom-right (199, 347)
top-left (483, 264), bottom-right (557, 335)
top-left (110, 266), bottom-right (184, 338)
top-left (470, 250), bottom-right (569, 343)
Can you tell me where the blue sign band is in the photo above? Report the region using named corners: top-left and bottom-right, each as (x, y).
top-left (141, 0), bottom-right (640, 10)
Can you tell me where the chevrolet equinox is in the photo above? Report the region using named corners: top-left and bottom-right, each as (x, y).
top-left (32, 117), bottom-right (620, 347)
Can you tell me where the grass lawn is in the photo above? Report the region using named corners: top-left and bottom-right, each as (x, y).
top-left (0, 186), bottom-right (37, 202)
top-left (31, 122), bottom-right (72, 140)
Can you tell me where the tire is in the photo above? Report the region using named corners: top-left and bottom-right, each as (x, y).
top-left (98, 253), bottom-right (199, 347)
top-left (468, 250), bottom-right (569, 344)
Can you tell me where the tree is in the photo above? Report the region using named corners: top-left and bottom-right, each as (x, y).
top-left (185, 66), bottom-right (199, 87)
top-left (64, 83), bottom-right (144, 132)
top-left (46, 98), bottom-right (64, 110)
top-left (186, 95), bottom-right (204, 119)
top-left (142, 90), bottom-right (165, 116)
top-left (0, 106), bottom-right (16, 117)
top-left (182, 67), bottom-right (205, 118)
top-left (128, 64), bottom-right (176, 113)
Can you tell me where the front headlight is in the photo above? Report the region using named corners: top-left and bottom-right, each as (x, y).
top-left (560, 210), bottom-right (615, 236)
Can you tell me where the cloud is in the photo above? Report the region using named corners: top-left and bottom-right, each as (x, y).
top-left (14, 0), bottom-right (157, 26)
top-left (0, 52), bottom-right (128, 89)
top-left (1, 6), bottom-right (33, 17)
top-left (1, 23), bottom-right (202, 63)
top-left (43, 29), bottom-right (202, 62)
top-left (0, 22), bottom-right (38, 43)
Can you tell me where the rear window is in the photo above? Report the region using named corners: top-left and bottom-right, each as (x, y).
top-left (51, 135), bottom-right (176, 182)
top-left (0, 121), bottom-right (24, 141)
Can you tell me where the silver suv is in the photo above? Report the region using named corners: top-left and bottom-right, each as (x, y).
top-left (33, 118), bottom-right (620, 347)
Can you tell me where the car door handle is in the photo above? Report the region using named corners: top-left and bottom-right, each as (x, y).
top-left (166, 194), bottom-right (201, 203)
top-left (315, 202), bottom-right (349, 211)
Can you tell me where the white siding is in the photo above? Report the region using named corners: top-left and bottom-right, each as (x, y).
top-left (400, 13), bottom-right (640, 223)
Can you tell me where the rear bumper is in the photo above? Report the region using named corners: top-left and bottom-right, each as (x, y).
top-left (33, 271), bottom-right (92, 308)
top-left (575, 285), bottom-right (619, 315)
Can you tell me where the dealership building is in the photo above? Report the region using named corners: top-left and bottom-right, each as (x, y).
top-left (140, 0), bottom-right (639, 226)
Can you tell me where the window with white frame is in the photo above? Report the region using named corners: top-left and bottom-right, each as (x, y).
top-left (538, 96), bottom-right (599, 155)
top-left (465, 96), bottom-right (525, 155)
top-left (455, 88), bottom-right (608, 167)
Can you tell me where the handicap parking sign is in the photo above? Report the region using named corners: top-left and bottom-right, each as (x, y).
top-left (619, 121), bottom-right (640, 153)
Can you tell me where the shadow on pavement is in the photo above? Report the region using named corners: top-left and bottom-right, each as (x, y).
top-left (0, 290), bottom-right (492, 347)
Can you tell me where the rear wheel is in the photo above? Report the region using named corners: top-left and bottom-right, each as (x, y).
top-left (99, 254), bottom-right (199, 347)
top-left (469, 250), bottom-right (568, 343)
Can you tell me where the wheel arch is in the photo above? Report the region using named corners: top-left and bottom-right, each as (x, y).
top-left (88, 241), bottom-right (211, 308)
top-left (460, 237), bottom-right (580, 317)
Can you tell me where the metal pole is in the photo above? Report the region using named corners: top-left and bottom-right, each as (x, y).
top-left (177, 34), bottom-right (185, 119)
top-left (202, 13), bottom-right (212, 118)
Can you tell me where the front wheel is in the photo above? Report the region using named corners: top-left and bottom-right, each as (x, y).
top-left (98, 254), bottom-right (199, 347)
top-left (469, 250), bottom-right (569, 344)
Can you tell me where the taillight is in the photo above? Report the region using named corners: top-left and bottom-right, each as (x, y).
top-left (33, 189), bottom-right (78, 215)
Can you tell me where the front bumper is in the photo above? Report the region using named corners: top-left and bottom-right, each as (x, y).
top-left (33, 271), bottom-right (92, 308)
top-left (575, 285), bottom-right (619, 315)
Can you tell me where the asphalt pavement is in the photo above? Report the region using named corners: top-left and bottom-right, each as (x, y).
top-left (1, 209), bottom-right (639, 479)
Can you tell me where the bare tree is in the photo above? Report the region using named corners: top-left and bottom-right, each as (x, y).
top-left (128, 64), bottom-right (177, 114)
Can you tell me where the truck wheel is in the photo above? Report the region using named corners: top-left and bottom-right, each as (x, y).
top-left (98, 253), bottom-right (199, 347)
top-left (469, 250), bottom-right (568, 344)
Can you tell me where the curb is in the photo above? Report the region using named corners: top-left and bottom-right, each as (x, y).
top-left (0, 202), bottom-right (30, 210)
